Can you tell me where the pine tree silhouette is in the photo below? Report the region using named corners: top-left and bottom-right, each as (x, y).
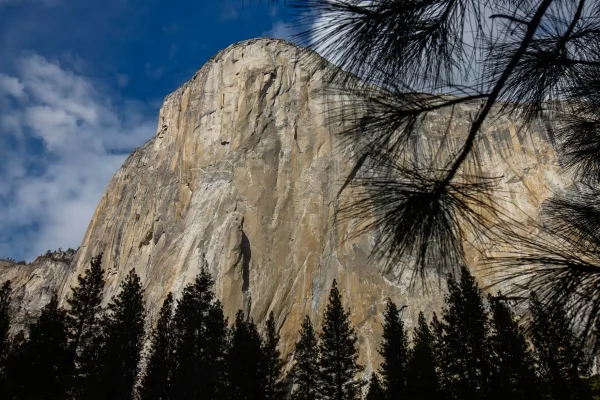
top-left (65, 254), bottom-right (105, 399)
top-left (227, 310), bottom-right (266, 400)
top-left (487, 295), bottom-right (540, 400)
top-left (378, 298), bottom-right (408, 399)
top-left (291, 315), bottom-right (320, 400)
top-left (203, 300), bottom-right (229, 400)
top-left (366, 374), bottom-right (385, 400)
top-left (429, 312), bottom-right (450, 399)
top-left (22, 295), bottom-right (70, 399)
top-left (406, 312), bottom-right (440, 400)
top-left (0, 280), bottom-right (12, 385)
top-left (318, 280), bottom-right (363, 400)
top-left (139, 292), bottom-right (175, 400)
top-left (170, 269), bottom-right (228, 400)
top-left (263, 311), bottom-right (286, 400)
top-left (1, 330), bottom-right (28, 399)
top-left (97, 269), bottom-right (146, 400)
top-left (530, 293), bottom-right (590, 400)
top-left (0, 281), bottom-right (11, 360)
top-left (436, 267), bottom-right (492, 400)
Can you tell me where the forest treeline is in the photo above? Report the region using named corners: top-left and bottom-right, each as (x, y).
top-left (0, 255), bottom-right (597, 400)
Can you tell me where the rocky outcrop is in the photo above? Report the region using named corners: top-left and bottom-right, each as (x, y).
top-left (0, 250), bottom-right (75, 331)
top-left (0, 39), bottom-right (573, 373)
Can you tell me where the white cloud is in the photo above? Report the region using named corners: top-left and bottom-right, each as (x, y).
top-left (0, 73), bottom-right (25, 98)
top-left (0, 54), bottom-right (156, 261)
top-left (262, 20), bottom-right (298, 41)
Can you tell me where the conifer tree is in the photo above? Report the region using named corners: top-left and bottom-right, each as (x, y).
top-left (406, 312), bottom-right (440, 400)
top-left (97, 269), bottom-right (146, 400)
top-left (378, 298), bottom-right (408, 399)
top-left (203, 300), bottom-right (229, 399)
top-left (227, 310), bottom-right (266, 400)
top-left (487, 295), bottom-right (540, 400)
top-left (65, 254), bottom-right (106, 399)
top-left (170, 269), bottom-right (228, 400)
top-left (429, 312), bottom-right (450, 399)
top-left (263, 311), bottom-right (286, 400)
top-left (1, 330), bottom-right (28, 399)
top-left (0, 280), bottom-right (11, 361)
top-left (291, 315), bottom-right (320, 400)
top-left (437, 267), bottom-right (492, 400)
top-left (139, 292), bottom-right (175, 400)
top-left (530, 293), bottom-right (590, 400)
top-left (366, 374), bottom-right (385, 400)
top-left (318, 280), bottom-right (363, 400)
top-left (0, 280), bottom-right (12, 386)
top-left (22, 295), bottom-right (70, 399)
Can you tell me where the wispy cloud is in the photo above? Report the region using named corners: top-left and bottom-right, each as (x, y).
top-left (168, 43), bottom-right (179, 61)
top-left (262, 20), bottom-right (300, 41)
top-left (144, 62), bottom-right (166, 80)
top-left (218, 0), bottom-right (239, 22)
top-left (0, 54), bottom-right (155, 260)
top-left (0, 73), bottom-right (25, 98)
top-left (117, 73), bottom-right (129, 88)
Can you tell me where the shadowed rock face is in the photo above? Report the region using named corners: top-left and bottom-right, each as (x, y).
top-left (0, 38), bottom-right (573, 373)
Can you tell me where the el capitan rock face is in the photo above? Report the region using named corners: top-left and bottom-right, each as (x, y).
top-left (1, 39), bottom-right (573, 373)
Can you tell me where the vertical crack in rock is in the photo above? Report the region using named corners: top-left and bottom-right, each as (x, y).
top-left (241, 230), bottom-right (251, 293)
top-left (241, 228), bottom-right (252, 318)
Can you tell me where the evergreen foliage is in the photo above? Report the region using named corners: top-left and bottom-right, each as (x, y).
top-left (406, 312), bottom-right (440, 400)
top-left (65, 254), bottom-right (106, 399)
top-left (530, 293), bottom-right (590, 400)
top-left (0, 253), bottom-right (594, 400)
top-left (22, 295), bottom-right (70, 399)
top-left (0, 280), bottom-right (12, 385)
top-left (291, 315), bottom-right (320, 400)
top-left (365, 374), bottom-right (385, 400)
top-left (318, 280), bottom-right (363, 400)
top-left (170, 269), bottom-right (228, 400)
top-left (97, 269), bottom-right (146, 400)
top-left (203, 300), bottom-right (229, 399)
top-left (0, 280), bottom-right (11, 360)
top-left (429, 312), bottom-right (448, 399)
top-left (227, 310), bottom-right (266, 400)
top-left (1, 330), bottom-right (28, 399)
top-left (273, 0), bottom-right (600, 353)
top-left (378, 298), bottom-right (408, 399)
top-left (139, 292), bottom-right (175, 400)
top-left (435, 267), bottom-right (492, 400)
top-left (487, 295), bottom-right (540, 400)
top-left (263, 311), bottom-right (286, 400)
top-left (585, 374), bottom-right (600, 400)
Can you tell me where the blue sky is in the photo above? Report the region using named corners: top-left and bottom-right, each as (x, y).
top-left (0, 0), bottom-right (298, 261)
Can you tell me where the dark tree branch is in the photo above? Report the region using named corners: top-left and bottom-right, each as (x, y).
top-left (489, 13), bottom-right (531, 26)
top-left (557, 0), bottom-right (586, 51)
top-left (441, 0), bottom-right (555, 187)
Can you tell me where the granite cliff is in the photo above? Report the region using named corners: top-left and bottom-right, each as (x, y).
top-left (0, 249), bottom-right (75, 331)
top-left (0, 38), bottom-right (573, 373)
